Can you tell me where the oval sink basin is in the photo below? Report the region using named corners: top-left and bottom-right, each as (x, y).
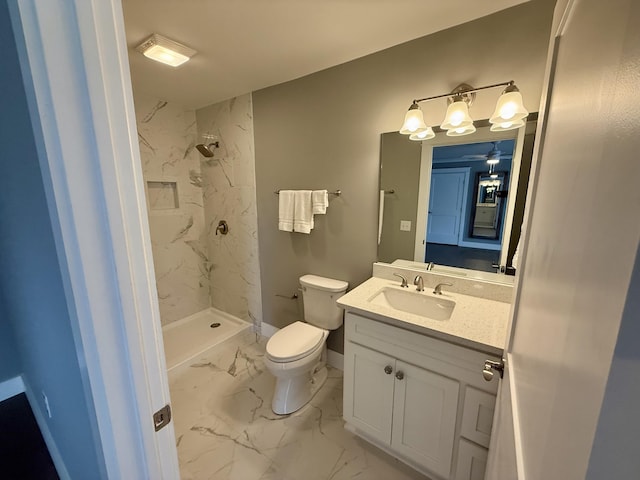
top-left (368, 287), bottom-right (455, 321)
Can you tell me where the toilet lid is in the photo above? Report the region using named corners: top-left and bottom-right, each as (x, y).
top-left (266, 321), bottom-right (325, 362)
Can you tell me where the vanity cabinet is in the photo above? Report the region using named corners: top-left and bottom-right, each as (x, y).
top-left (343, 312), bottom-right (501, 480)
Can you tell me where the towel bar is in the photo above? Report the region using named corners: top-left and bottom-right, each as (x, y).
top-left (274, 189), bottom-right (341, 196)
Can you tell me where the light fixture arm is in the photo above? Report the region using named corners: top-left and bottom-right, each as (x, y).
top-left (412, 80), bottom-right (515, 105)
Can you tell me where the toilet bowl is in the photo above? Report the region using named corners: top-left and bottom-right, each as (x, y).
top-left (264, 274), bottom-right (348, 414)
top-left (264, 321), bottom-right (329, 414)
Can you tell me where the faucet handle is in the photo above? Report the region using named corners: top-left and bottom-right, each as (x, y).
top-left (413, 275), bottom-right (424, 292)
top-left (433, 282), bottom-right (453, 295)
top-left (393, 273), bottom-right (408, 288)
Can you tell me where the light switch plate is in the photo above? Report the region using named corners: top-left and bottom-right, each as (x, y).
top-left (400, 220), bottom-right (412, 232)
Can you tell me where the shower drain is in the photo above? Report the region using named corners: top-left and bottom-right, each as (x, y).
top-left (210, 322), bottom-right (221, 328)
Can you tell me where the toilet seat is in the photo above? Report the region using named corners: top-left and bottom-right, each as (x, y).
top-left (266, 321), bottom-right (326, 363)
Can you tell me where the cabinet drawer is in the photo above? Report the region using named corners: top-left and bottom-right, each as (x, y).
top-left (460, 387), bottom-right (496, 448)
top-left (454, 439), bottom-right (488, 480)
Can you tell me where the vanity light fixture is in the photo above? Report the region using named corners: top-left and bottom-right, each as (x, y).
top-left (399, 80), bottom-right (528, 140)
top-left (399, 102), bottom-right (428, 135)
top-left (409, 126), bottom-right (436, 141)
top-left (440, 96), bottom-right (474, 131)
top-left (490, 84), bottom-right (529, 125)
top-left (490, 118), bottom-right (525, 132)
top-left (446, 124), bottom-right (476, 137)
top-left (136, 34), bottom-right (196, 67)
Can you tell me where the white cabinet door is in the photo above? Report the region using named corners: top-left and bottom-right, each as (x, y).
top-left (391, 361), bottom-right (460, 479)
top-left (460, 387), bottom-right (496, 449)
top-left (455, 439), bottom-right (489, 480)
top-left (343, 342), bottom-right (395, 444)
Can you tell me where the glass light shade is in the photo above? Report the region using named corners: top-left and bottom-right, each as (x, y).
top-left (440, 101), bottom-right (474, 130)
top-left (399, 105), bottom-right (428, 135)
top-left (136, 34), bottom-right (196, 67)
top-left (409, 127), bottom-right (435, 141)
top-left (446, 124), bottom-right (476, 137)
top-left (489, 118), bottom-right (525, 132)
top-left (490, 91), bottom-right (528, 124)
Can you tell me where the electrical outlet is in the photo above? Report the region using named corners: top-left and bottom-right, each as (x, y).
top-left (400, 220), bottom-right (412, 232)
top-left (42, 392), bottom-right (52, 418)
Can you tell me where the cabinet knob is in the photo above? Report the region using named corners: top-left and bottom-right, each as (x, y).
top-left (395, 371), bottom-right (404, 380)
top-left (384, 365), bottom-right (393, 375)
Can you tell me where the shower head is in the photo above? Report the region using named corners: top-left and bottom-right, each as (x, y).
top-left (196, 141), bottom-right (219, 158)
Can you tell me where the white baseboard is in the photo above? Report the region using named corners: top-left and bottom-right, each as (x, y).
top-left (0, 375), bottom-right (25, 402)
top-left (23, 380), bottom-right (70, 480)
top-left (327, 350), bottom-right (344, 371)
top-left (260, 322), bottom-right (279, 338)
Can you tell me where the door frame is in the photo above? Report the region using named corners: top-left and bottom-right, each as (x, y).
top-left (413, 126), bottom-right (525, 266)
top-left (9, 0), bottom-right (179, 477)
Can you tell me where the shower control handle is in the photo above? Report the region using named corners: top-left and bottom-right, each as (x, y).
top-left (216, 220), bottom-right (229, 235)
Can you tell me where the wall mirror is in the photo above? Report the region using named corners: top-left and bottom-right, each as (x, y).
top-left (378, 117), bottom-right (537, 279)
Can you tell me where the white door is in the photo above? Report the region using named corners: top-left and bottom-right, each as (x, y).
top-left (343, 342), bottom-right (395, 444)
top-left (391, 361), bottom-right (459, 479)
top-left (486, 0), bottom-right (640, 478)
top-left (427, 170), bottom-right (467, 245)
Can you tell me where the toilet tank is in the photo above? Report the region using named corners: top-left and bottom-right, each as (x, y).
top-left (299, 274), bottom-right (349, 330)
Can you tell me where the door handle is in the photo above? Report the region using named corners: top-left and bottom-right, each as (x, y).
top-left (483, 359), bottom-right (504, 381)
top-left (384, 365), bottom-right (393, 375)
top-left (395, 371), bottom-right (404, 380)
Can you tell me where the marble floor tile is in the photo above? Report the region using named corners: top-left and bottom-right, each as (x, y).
top-left (169, 330), bottom-right (430, 480)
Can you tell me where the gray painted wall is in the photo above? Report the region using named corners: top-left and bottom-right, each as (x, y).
top-left (0, 3), bottom-right (105, 476)
top-left (253, 0), bottom-right (554, 352)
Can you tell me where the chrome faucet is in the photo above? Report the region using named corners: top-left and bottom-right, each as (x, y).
top-left (393, 273), bottom-right (408, 288)
top-left (413, 275), bottom-right (424, 292)
top-left (433, 282), bottom-right (453, 295)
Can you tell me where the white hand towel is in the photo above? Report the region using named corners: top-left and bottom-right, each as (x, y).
top-left (378, 189), bottom-right (385, 244)
top-left (312, 190), bottom-right (329, 214)
top-left (293, 190), bottom-right (313, 234)
top-left (278, 190), bottom-right (295, 232)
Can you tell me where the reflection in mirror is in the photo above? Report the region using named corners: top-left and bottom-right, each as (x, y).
top-left (471, 171), bottom-right (508, 240)
top-left (378, 118), bottom-right (536, 277)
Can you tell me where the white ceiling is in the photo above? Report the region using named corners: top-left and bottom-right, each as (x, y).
top-left (122, 0), bottom-right (527, 110)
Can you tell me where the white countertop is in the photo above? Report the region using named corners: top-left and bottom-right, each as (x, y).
top-left (337, 277), bottom-right (511, 355)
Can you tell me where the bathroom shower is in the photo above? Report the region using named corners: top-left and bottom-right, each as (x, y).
top-left (196, 141), bottom-right (219, 157)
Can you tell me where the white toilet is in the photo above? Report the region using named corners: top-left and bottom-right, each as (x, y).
top-left (264, 274), bottom-right (348, 415)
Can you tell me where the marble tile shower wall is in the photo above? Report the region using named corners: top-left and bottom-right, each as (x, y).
top-left (195, 94), bottom-right (263, 331)
top-left (135, 94), bottom-right (210, 325)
